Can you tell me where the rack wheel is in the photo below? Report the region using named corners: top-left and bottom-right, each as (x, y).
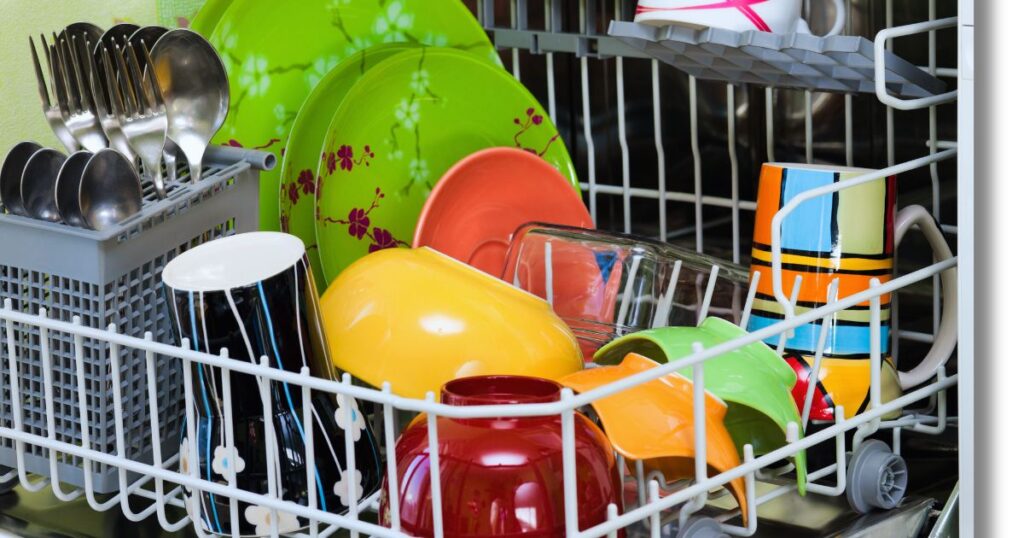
top-left (846, 440), bottom-right (908, 514)
top-left (675, 516), bottom-right (727, 538)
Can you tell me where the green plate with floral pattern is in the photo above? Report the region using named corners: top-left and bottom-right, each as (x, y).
top-left (279, 43), bottom-right (414, 293)
top-left (207, 0), bottom-right (498, 231)
top-left (314, 47), bottom-right (579, 285)
top-left (189, 0), bottom-right (234, 38)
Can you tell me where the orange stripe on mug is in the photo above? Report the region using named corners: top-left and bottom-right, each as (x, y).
top-left (753, 164), bottom-right (783, 246)
top-left (753, 266), bottom-right (893, 306)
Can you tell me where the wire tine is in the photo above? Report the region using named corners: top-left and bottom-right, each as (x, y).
top-left (55, 37), bottom-right (79, 114)
top-left (100, 46), bottom-right (126, 119)
top-left (40, 34), bottom-right (61, 102)
top-left (83, 39), bottom-right (108, 117)
top-left (139, 41), bottom-right (164, 107)
top-left (67, 35), bottom-right (91, 112)
top-left (29, 36), bottom-right (51, 108)
top-left (75, 34), bottom-right (98, 111)
top-left (112, 44), bottom-right (140, 116)
top-left (48, 33), bottom-right (67, 109)
top-left (125, 42), bottom-right (156, 113)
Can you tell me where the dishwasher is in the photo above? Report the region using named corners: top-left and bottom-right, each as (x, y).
top-left (0, 0), bottom-right (972, 536)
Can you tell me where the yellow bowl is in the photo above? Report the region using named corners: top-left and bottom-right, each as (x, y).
top-left (321, 247), bottom-right (584, 398)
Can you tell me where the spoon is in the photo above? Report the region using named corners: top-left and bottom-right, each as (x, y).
top-left (150, 29), bottom-right (229, 183)
top-left (59, 22), bottom-right (103, 47)
top-left (54, 150), bottom-right (92, 227)
top-left (21, 147), bottom-right (66, 222)
top-left (79, 148), bottom-right (142, 231)
top-left (1, 141), bottom-right (43, 216)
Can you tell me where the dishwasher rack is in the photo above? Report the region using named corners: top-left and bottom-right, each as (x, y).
top-left (0, 0), bottom-right (971, 536)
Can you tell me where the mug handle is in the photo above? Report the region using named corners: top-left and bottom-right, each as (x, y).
top-left (796, 0), bottom-right (847, 37)
top-left (893, 204), bottom-right (958, 389)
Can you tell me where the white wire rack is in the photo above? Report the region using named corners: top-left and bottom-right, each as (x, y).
top-left (0, 0), bottom-right (968, 536)
top-left (0, 257), bottom-right (957, 537)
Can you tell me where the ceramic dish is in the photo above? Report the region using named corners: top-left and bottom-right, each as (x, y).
top-left (319, 247), bottom-right (583, 398)
top-left (594, 316), bottom-right (808, 494)
top-left (560, 353), bottom-right (748, 523)
top-left (189, 0), bottom-right (233, 37)
top-left (207, 0), bottom-right (499, 231)
top-left (314, 47), bottom-right (578, 283)
top-left (279, 43), bottom-right (415, 291)
top-left (413, 147), bottom-right (592, 277)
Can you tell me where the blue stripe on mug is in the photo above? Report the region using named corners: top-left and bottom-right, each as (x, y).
top-left (781, 167), bottom-right (838, 254)
top-left (747, 314), bottom-right (891, 356)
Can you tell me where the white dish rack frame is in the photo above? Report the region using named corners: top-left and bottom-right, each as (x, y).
top-left (0, 0), bottom-right (973, 536)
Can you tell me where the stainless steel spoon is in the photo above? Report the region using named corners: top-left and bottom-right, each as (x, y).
top-left (20, 147), bottom-right (66, 222)
top-left (1, 141), bottom-right (43, 216)
top-left (54, 150), bottom-right (92, 227)
top-left (79, 148), bottom-right (142, 231)
top-left (150, 29), bottom-right (229, 183)
top-left (59, 22), bottom-right (103, 49)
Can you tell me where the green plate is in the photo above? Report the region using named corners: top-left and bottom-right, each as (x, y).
top-left (207, 0), bottom-right (498, 231)
top-left (279, 44), bottom-right (415, 293)
top-left (594, 316), bottom-right (810, 495)
top-left (189, 0), bottom-right (234, 38)
top-left (314, 47), bottom-right (578, 285)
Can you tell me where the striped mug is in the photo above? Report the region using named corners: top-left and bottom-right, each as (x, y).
top-left (747, 163), bottom-right (957, 421)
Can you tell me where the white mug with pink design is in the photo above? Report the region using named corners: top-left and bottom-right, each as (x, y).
top-left (635, 0), bottom-right (846, 36)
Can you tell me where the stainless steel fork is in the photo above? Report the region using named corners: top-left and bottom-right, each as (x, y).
top-left (29, 35), bottom-right (78, 153)
top-left (77, 36), bottom-right (135, 162)
top-left (104, 43), bottom-right (168, 198)
top-left (53, 34), bottom-right (107, 152)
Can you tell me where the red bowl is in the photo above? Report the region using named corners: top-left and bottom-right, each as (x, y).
top-left (380, 375), bottom-right (623, 537)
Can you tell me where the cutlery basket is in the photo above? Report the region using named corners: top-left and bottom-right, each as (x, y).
top-left (0, 159), bottom-right (260, 493)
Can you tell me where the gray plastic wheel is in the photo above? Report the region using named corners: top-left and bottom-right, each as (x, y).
top-left (846, 440), bottom-right (909, 514)
top-left (675, 516), bottom-right (727, 538)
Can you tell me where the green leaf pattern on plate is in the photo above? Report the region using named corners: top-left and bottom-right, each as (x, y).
top-left (314, 48), bottom-right (578, 283)
top-left (207, 0), bottom-right (499, 230)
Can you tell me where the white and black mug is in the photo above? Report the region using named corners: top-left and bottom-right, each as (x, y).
top-left (163, 232), bottom-right (382, 537)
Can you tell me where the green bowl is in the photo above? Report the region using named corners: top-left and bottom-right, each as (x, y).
top-left (594, 316), bottom-right (808, 494)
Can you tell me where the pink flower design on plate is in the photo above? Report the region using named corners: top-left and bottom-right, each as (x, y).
top-left (297, 169), bottom-right (315, 195)
top-left (287, 183), bottom-right (300, 205)
top-left (513, 107), bottom-right (559, 157)
top-left (338, 145), bottom-right (354, 171)
top-left (326, 152), bottom-right (338, 174)
top-left (347, 208), bottom-right (370, 240)
top-left (368, 228), bottom-right (400, 253)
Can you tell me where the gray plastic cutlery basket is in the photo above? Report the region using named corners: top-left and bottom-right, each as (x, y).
top-left (0, 155), bottom-right (262, 493)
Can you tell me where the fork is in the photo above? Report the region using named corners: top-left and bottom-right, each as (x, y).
top-left (104, 43), bottom-right (168, 198)
top-left (29, 35), bottom-right (78, 153)
top-left (53, 34), bottom-right (108, 152)
top-left (78, 37), bottom-right (136, 162)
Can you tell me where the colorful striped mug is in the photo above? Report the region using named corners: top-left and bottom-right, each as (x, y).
top-left (747, 163), bottom-right (957, 421)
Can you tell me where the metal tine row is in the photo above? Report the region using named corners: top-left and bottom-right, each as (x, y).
top-left (99, 40), bottom-right (171, 198)
top-left (27, 28), bottom-right (177, 198)
top-left (81, 34), bottom-right (137, 162)
top-left (52, 32), bottom-right (107, 153)
top-left (29, 35), bottom-right (79, 153)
